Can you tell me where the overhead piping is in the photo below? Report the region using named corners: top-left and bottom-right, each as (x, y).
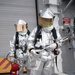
top-left (62, 0), bottom-right (74, 13)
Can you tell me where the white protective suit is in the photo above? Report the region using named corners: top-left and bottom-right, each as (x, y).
top-left (27, 8), bottom-right (62, 75)
top-left (9, 19), bottom-right (30, 75)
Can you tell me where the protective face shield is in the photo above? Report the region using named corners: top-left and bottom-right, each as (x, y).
top-left (39, 17), bottom-right (53, 27)
top-left (15, 19), bottom-right (27, 32)
top-left (38, 8), bottom-right (55, 28)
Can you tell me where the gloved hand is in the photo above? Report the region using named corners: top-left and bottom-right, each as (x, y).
top-left (30, 49), bottom-right (41, 58)
top-left (9, 51), bottom-right (15, 62)
top-left (10, 56), bottom-right (15, 62)
top-left (45, 43), bottom-right (57, 51)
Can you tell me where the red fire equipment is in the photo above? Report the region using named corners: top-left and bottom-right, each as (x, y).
top-left (10, 62), bottom-right (20, 75)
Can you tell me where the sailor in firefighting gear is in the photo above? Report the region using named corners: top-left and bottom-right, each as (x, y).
top-left (9, 19), bottom-right (30, 75)
top-left (27, 8), bottom-right (62, 75)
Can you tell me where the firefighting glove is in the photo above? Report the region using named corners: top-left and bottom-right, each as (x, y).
top-left (10, 56), bottom-right (15, 62)
top-left (30, 49), bottom-right (41, 58)
top-left (9, 51), bottom-right (15, 62)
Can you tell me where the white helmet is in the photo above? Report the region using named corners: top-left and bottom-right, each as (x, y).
top-left (15, 19), bottom-right (27, 32)
top-left (38, 8), bottom-right (55, 27)
top-left (40, 8), bottom-right (54, 19)
top-left (17, 19), bottom-right (26, 25)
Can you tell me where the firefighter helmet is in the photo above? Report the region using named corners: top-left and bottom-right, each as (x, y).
top-left (38, 8), bottom-right (55, 27)
top-left (15, 19), bottom-right (27, 32)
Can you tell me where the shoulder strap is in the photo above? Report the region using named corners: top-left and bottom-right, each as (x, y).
top-left (51, 27), bottom-right (57, 42)
top-left (24, 30), bottom-right (30, 53)
top-left (34, 25), bottom-right (42, 45)
top-left (36, 25), bottom-right (42, 36)
top-left (27, 30), bottom-right (30, 35)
